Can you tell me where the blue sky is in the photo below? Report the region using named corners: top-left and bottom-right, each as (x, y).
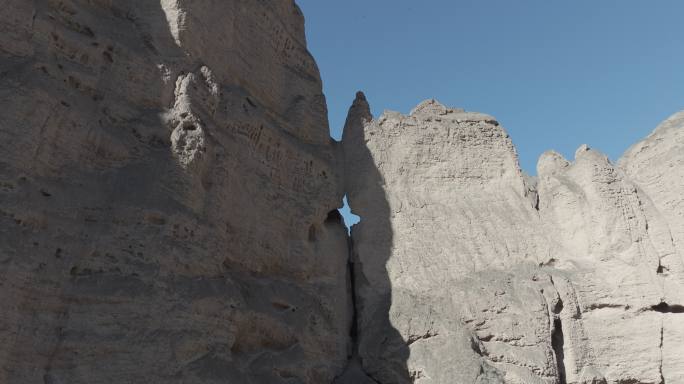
top-left (297, 0), bottom-right (684, 227)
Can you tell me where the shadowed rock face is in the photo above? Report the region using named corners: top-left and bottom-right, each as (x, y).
top-left (2, 2), bottom-right (684, 384)
top-left (0, 1), bottom-right (350, 383)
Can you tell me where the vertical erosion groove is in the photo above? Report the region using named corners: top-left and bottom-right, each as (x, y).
top-left (552, 317), bottom-right (566, 384)
top-left (347, 235), bottom-right (359, 354)
top-left (550, 288), bottom-right (567, 384)
top-left (659, 321), bottom-right (665, 384)
top-left (333, 208), bottom-right (382, 383)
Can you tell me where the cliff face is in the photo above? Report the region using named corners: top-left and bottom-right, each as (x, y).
top-left (342, 96), bottom-right (552, 383)
top-left (1, 2), bottom-right (684, 384)
top-left (343, 94), bottom-right (684, 384)
top-left (0, 1), bottom-right (350, 383)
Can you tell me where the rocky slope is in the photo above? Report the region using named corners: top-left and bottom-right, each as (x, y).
top-left (1, 1), bottom-right (684, 384)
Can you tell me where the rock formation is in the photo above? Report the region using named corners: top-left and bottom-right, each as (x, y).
top-left (343, 94), bottom-right (684, 383)
top-left (0, 1), bottom-right (350, 383)
top-left (1, 1), bottom-right (683, 384)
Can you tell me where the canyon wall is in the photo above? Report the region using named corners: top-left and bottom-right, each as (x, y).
top-left (1, 1), bottom-right (683, 384)
top-left (0, 1), bottom-right (350, 383)
top-left (342, 94), bottom-right (684, 383)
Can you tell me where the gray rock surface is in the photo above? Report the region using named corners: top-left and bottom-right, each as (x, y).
top-left (619, 111), bottom-right (684, 383)
top-left (343, 96), bottom-right (560, 383)
top-left (0, 1), bottom-right (350, 383)
top-left (2, 1), bottom-right (684, 384)
top-left (343, 94), bottom-right (684, 384)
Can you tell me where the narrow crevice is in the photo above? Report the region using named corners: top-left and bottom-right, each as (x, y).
top-left (347, 235), bottom-right (360, 356)
top-left (345, 237), bottom-right (383, 384)
top-left (550, 277), bottom-right (567, 384)
top-left (659, 324), bottom-right (665, 384)
top-left (552, 317), bottom-right (566, 384)
top-left (333, 200), bottom-right (379, 383)
top-left (650, 302), bottom-right (684, 313)
top-left (342, 197), bottom-right (361, 358)
top-left (584, 303), bottom-right (629, 312)
top-left (406, 330), bottom-right (438, 346)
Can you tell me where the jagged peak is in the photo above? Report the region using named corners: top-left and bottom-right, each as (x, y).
top-left (350, 91), bottom-right (371, 119)
top-left (574, 144), bottom-right (590, 160)
top-left (539, 144), bottom-right (614, 176)
top-left (537, 150), bottom-right (570, 176)
top-left (574, 144), bottom-right (612, 166)
top-left (342, 91), bottom-right (372, 142)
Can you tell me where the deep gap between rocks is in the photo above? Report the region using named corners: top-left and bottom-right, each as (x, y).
top-left (332, 192), bottom-right (380, 383)
top-left (551, 293), bottom-right (567, 384)
top-left (347, 235), bottom-right (359, 354)
top-left (340, 194), bottom-right (361, 355)
top-left (552, 318), bottom-right (567, 384)
top-left (660, 325), bottom-right (666, 384)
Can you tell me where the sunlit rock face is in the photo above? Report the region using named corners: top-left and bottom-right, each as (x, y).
top-left (343, 92), bottom-right (684, 384)
top-left (343, 96), bottom-right (559, 384)
top-left (0, 1), bottom-right (350, 383)
top-left (619, 111), bottom-right (684, 383)
top-left (2, 1), bottom-right (684, 384)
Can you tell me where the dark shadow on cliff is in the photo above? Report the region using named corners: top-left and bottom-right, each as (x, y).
top-left (335, 92), bottom-right (411, 383)
top-left (1, 2), bottom-right (197, 384)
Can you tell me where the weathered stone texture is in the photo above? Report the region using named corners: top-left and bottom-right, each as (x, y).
top-left (343, 96), bottom-right (559, 383)
top-left (0, 1), bottom-right (349, 383)
top-left (344, 93), bottom-right (684, 384)
top-left (2, 1), bottom-right (684, 384)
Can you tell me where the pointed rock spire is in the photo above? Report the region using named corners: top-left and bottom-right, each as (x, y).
top-left (342, 91), bottom-right (372, 143)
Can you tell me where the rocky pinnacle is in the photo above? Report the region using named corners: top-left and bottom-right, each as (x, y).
top-left (1, 1), bottom-right (683, 384)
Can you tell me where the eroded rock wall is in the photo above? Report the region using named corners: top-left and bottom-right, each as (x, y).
top-left (0, 1), bottom-right (350, 383)
top-left (619, 111), bottom-right (684, 383)
top-left (343, 93), bottom-right (684, 384)
top-left (343, 95), bottom-right (561, 383)
top-left (2, 1), bottom-right (684, 384)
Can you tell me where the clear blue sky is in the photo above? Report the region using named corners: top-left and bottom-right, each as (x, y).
top-left (296, 0), bottom-right (684, 227)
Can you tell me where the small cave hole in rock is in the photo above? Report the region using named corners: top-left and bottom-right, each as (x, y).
top-left (325, 209), bottom-right (343, 224)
